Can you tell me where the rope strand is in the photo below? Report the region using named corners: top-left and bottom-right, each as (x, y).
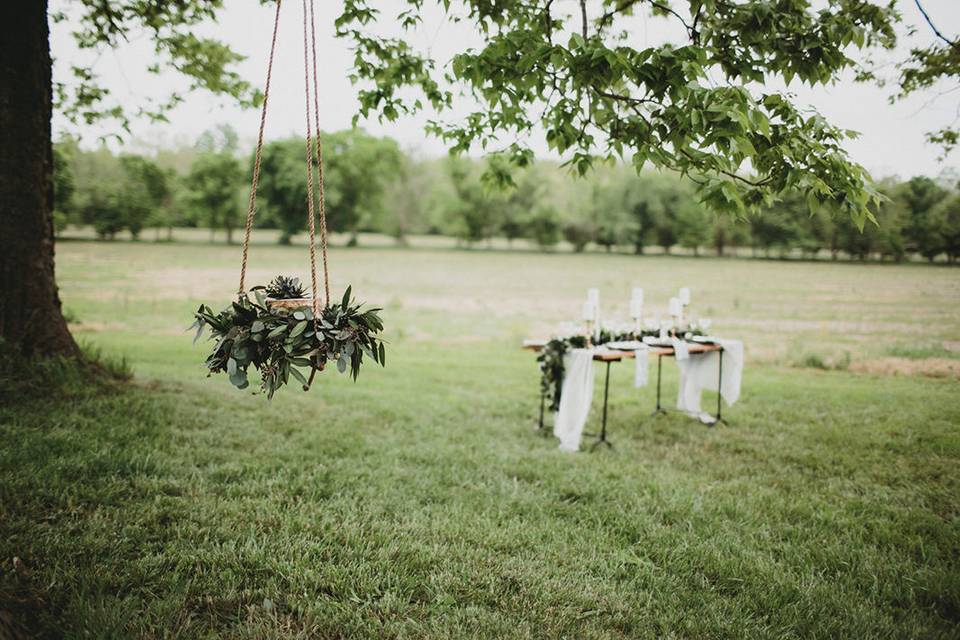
top-left (307, 0), bottom-right (331, 305)
top-left (302, 0), bottom-right (321, 334)
top-left (238, 0), bottom-right (283, 297)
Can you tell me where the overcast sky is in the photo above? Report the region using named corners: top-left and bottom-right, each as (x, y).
top-left (51, 0), bottom-right (959, 180)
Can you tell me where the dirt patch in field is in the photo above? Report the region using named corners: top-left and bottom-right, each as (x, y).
top-left (69, 321), bottom-right (128, 333)
top-left (850, 357), bottom-right (960, 378)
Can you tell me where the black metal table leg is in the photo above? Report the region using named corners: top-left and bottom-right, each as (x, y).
top-left (651, 353), bottom-right (667, 417)
top-left (537, 387), bottom-right (545, 431)
top-left (711, 347), bottom-right (728, 427)
top-left (592, 361), bottom-right (613, 449)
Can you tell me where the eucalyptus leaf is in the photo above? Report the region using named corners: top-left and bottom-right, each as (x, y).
top-left (290, 320), bottom-right (308, 338)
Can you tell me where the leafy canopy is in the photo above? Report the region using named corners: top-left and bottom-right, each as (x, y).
top-left (57, 0), bottom-right (905, 228)
top-left (336, 0), bottom-right (902, 227)
top-left (52, 1), bottom-right (260, 138)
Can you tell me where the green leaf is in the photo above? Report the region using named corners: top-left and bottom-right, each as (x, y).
top-left (289, 366), bottom-right (308, 387)
top-left (290, 320), bottom-right (308, 338)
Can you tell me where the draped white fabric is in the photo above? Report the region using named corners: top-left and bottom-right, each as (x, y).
top-left (670, 337), bottom-right (690, 361)
top-left (554, 348), bottom-right (595, 452)
top-left (675, 339), bottom-right (744, 415)
top-left (633, 346), bottom-right (649, 388)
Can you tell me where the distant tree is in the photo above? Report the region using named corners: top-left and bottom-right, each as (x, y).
top-left (256, 138), bottom-right (306, 244)
top-left (324, 130), bottom-right (405, 245)
top-left (627, 199), bottom-right (654, 254)
top-left (185, 152), bottom-right (243, 244)
top-left (528, 206), bottom-right (561, 250)
top-left (380, 153), bottom-right (428, 245)
top-left (901, 176), bottom-right (948, 261)
top-left (52, 142), bottom-right (75, 234)
top-left (118, 155), bottom-right (170, 240)
top-left (563, 221), bottom-right (595, 253)
top-left (499, 168), bottom-right (541, 247)
top-left (871, 182), bottom-right (908, 261)
top-left (676, 199), bottom-right (711, 256)
top-left (750, 208), bottom-right (795, 258)
top-left (446, 157), bottom-right (502, 246)
top-left (70, 146), bottom-right (126, 239)
top-left (836, 211), bottom-right (873, 260)
top-left (933, 191), bottom-right (960, 262)
top-left (711, 213), bottom-right (750, 257)
top-left (590, 177), bottom-right (633, 253)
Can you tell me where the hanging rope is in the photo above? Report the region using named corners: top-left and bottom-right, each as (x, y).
top-left (237, 0), bottom-right (332, 341)
top-left (238, 0), bottom-right (283, 297)
top-left (301, 0), bottom-right (321, 332)
top-left (307, 0), bottom-right (331, 305)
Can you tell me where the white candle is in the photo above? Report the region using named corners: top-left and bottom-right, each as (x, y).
top-left (593, 303), bottom-right (601, 340)
top-left (678, 287), bottom-right (691, 306)
top-left (629, 299), bottom-right (643, 319)
top-left (668, 297), bottom-right (682, 318)
top-left (582, 301), bottom-right (595, 321)
top-left (631, 287), bottom-right (644, 306)
top-left (587, 288), bottom-right (599, 305)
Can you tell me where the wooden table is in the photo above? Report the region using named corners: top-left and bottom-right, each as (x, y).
top-left (524, 341), bottom-right (726, 447)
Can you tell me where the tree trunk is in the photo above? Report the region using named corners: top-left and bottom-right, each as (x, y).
top-left (0, 1), bottom-right (80, 358)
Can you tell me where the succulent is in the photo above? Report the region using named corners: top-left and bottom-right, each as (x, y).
top-left (265, 275), bottom-right (307, 300)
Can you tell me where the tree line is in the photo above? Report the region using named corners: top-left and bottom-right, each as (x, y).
top-left (54, 126), bottom-right (960, 263)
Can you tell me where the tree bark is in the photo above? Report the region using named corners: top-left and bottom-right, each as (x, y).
top-left (0, 1), bottom-right (80, 358)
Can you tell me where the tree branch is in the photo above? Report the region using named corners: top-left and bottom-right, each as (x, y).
top-left (579, 0), bottom-right (588, 40)
top-left (914, 0), bottom-right (958, 49)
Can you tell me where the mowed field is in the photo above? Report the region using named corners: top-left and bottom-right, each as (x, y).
top-left (2, 235), bottom-right (959, 638)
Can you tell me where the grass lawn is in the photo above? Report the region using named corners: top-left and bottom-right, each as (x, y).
top-left (2, 239), bottom-right (959, 638)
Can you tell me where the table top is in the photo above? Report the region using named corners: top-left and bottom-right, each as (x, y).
top-left (522, 340), bottom-right (722, 361)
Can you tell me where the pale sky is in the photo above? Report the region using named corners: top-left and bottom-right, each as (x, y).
top-left (51, 0), bottom-right (960, 180)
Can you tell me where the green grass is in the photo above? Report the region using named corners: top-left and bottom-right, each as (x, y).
top-left (2, 239), bottom-right (959, 638)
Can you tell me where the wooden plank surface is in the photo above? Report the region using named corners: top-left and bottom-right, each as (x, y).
top-left (522, 340), bottom-right (722, 362)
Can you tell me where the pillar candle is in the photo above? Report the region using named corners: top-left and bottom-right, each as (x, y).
top-left (582, 301), bottom-right (595, 321)
top-left (629, 299), bottom-right (643, 318)
top-left (678, 287), bottom-right (691, 306)
top-left (631, 287), bottom-right (644, 306)
top-left (668, 296), bottom-right (682, 317)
